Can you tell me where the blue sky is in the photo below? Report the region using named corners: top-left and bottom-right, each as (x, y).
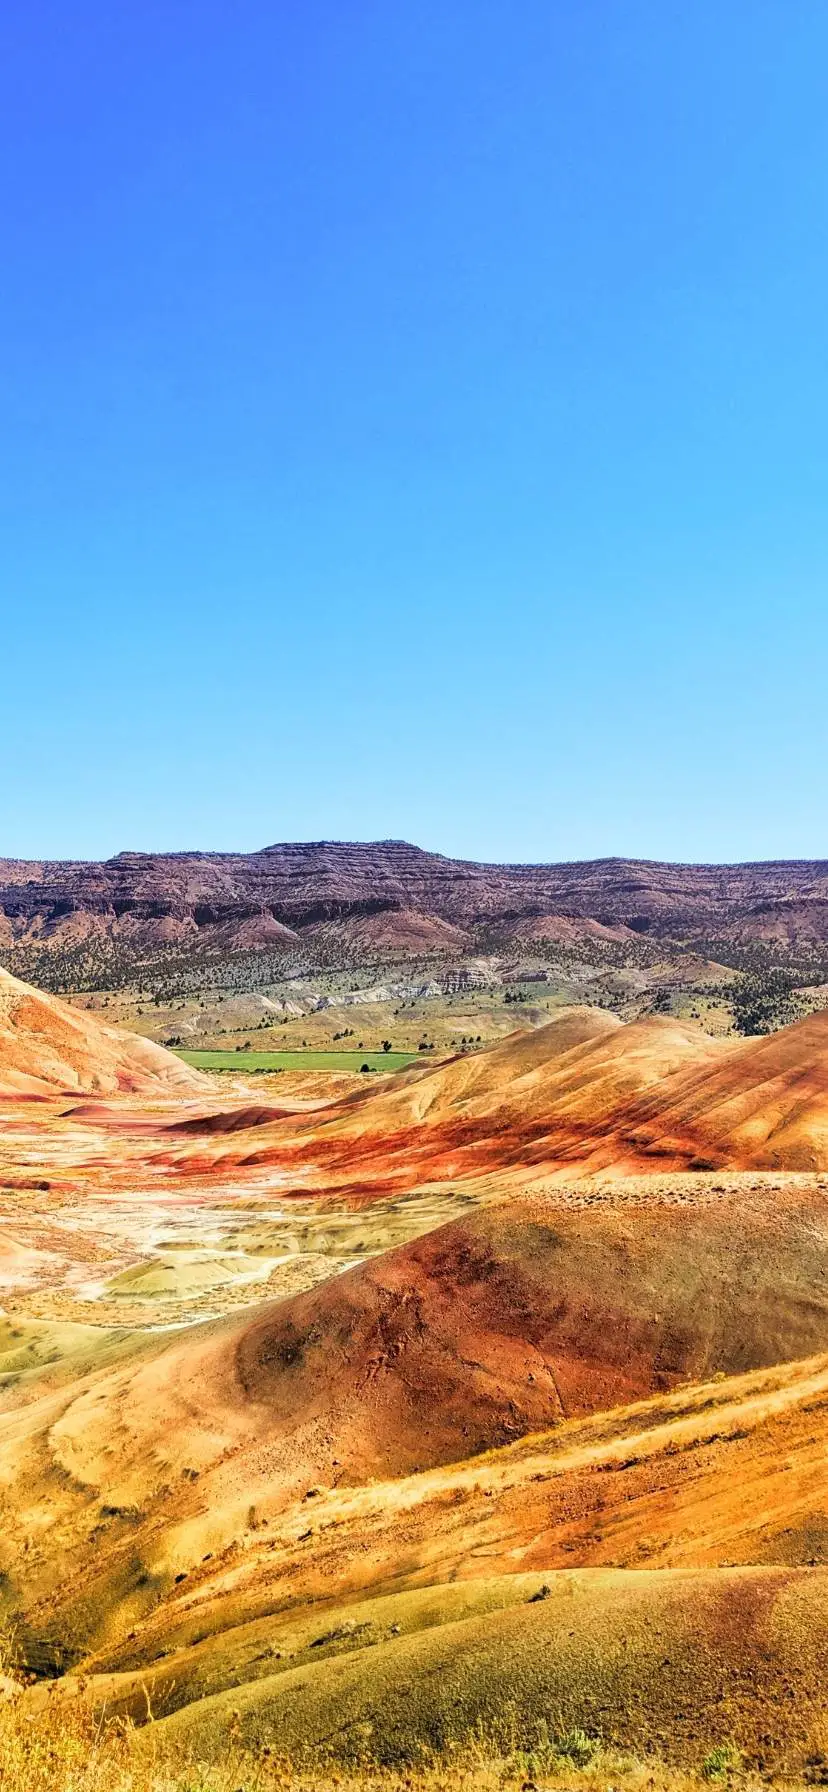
top-left (2, 2), bottom-right (827, 864)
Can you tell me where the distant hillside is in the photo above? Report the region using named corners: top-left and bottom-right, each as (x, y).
top-left (2, 839), bottom-right (828, 985)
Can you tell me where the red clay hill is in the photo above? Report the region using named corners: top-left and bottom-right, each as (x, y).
top-left (231, 1181), bottom-right (828, 1480)
top-left (173, 1005), bottom-right (828, 1189)
top-left (37, 1179), bottom-right (828, 1516)
top-left (0, 965), bottom-right (207, 1096)
top-left (9, 1174), bottom-right (828, 1668)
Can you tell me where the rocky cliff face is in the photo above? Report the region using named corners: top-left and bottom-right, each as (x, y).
top-left (2, 840), bottom-right (828, 979)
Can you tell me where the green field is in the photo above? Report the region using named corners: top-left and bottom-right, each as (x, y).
top-left (176, 1048), bottom-right (419, 1074)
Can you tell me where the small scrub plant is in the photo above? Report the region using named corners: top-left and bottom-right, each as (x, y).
top-left (702, 1741), bottom-right (744, 1781)
top-left (554, 1726), bottom-right (602, 1768)
top-left (508, 1717), bottom-right (602, 1780)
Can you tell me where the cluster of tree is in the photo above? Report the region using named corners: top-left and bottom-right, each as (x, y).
top-left (731, 970), bottom-right (806, 1036)
top-left (649, 987), bottom-right (674, 1013)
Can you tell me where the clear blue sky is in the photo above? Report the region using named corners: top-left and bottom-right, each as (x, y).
top-left (2, 2), bottom-right (827, 865)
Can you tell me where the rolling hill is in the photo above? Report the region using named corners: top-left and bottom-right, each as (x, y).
top-left (6, 1175), bottom-right (828, 1774)
top-left (166, 1005), bottom-right (828, 1187)
top-left (0, 966), bottom-right (207, 1095)
top-left (3, 972), bottom-right (828, 1777)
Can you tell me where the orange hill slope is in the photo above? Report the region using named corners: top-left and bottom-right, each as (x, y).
top-left (0, 966), bottom-right (207, 1096)
top-left (326, 1007), bottom-right (828, 1173)
top-left (161, 1008), bottom-right (714, 1176)
top-left (349, 1008), bottom-right (721, 1135)
top-left (227, 1180), bottom-right (828, 1481)
top-left (623, 1009), bottom-right (828, 1171)
top-left (5, 1177), bottom-right (828, 1671)
top-left (14, 1179), bottom-right (828, 1517)
top-left (182, 1007), bottom-right (828, 1185)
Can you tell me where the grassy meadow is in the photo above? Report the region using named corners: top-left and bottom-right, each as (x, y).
top-left (175, 1048), bottom-right (419, 1073)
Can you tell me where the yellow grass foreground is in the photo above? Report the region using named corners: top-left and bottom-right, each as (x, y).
top-left (2, 1687), bottom-right (826, 1792)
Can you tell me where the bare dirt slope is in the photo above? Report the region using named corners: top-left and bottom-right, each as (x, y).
top-left (4, 1175), bottom-right (828, 1665)
top-left (0, 966), bottom-right (208, 1095)
top-left (6, 1237), bottom-right (828, 1771)
top-left (625, 1010), bottom-right (828, 1169)
top-left (155, 1564), bottom-right (828, 1773)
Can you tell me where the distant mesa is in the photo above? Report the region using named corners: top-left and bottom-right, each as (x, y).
top-left (2, 839), bottom-right (828, 975)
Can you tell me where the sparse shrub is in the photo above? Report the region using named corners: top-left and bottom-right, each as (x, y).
top-left (554, 1725), bottom-right (602, 1767)
top-left (702, 1741), bottom-right (743, 1780)
top-left (503, 1716), bottom-right (602, 1780)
